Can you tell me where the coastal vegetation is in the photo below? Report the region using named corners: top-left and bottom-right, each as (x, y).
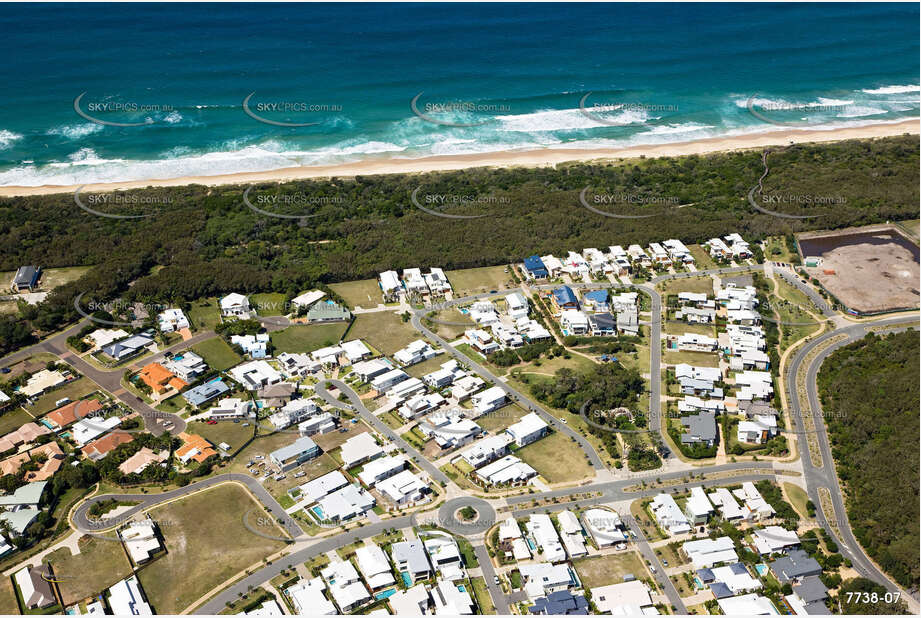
top-left (817, 330), bottom-right (919, 589)
top-left (0, 135), bottom-right (917, 357)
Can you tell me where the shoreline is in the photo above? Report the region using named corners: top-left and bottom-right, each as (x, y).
top-left (0, 118), bottom-right (917, 198)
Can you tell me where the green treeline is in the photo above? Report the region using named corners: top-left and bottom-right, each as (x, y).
top-left (0, 135), bottom-right (917, 355)
top-left (817, 330), bottom-right (920, 589)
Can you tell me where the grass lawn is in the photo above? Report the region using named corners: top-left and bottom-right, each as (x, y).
top-left (187, 297), bottom-right (223, 331)
top-left (250, 293), bottom-right (287, 316)
top-left (457, 538), bottom-right (479, 567)
top-left (574, 551), bottom-right (649, 589)
top-left (422, 310), bottom-right (473, 341)
top-left (0, 266), bottom-right (92, 293)
top-left (470, 577), bottom-right (495, 614)
top-left (763, 236), bottom-right (799, 264)
top-left (516, 352), bottom-right (595, 376)
top-left (270, 323), bottom-right (348, 354)
top-left (30, 379), bottom-right (99, 416)
top-left (445, 265), bottom-right (515, 296)
top-left (192, 337), bottom-right (243, 371)
top-left (688, 245), bottom-right (718, 270)
top-left (155, 395), bottom-right (187, 415)
top-left (188, 419), bottom-right (253, 452)
top-left (405, 355), bottom-right (450, 379)
top-left (45, 535), bottom-right (133, 606)
top-left (476, 403), bottom-right (528, 434)
top-left (454, 343), bottom-right (486, 363)
top-left (440, 462), bottom-right (479, 492)
top-left (329, 279), bottom-right (383, 309)
top-left (262, 453), bottom-right (340, 500)
top-left (658, 276), bottom-right (715, 297)
top-left (784, 482), bottom-right (811, 520)
top-left (516, 431), bottom-right (593, 484)
top-left (662, 349), bottom-right (720, 368)
top-left (0, 407), bottom-right (34, 435)
top-left (137, 484), bottom-right (287, 614)
top-left (630, 499), bottom-right (665, 540)
top-left (663, 320), bottom-right (716, 337)
top-left (0, 576), bottom-right (17, 615)
top-left (347, 312), bottom-right (421, 356)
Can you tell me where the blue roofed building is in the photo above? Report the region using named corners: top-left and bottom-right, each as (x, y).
top-left (182, 379), bottom-right (230, 407)
top-left (582, 289), bottom-right (609, 312)
top-left (529, 590), bottom-right (589, 615)
top-left (10, 266), bottom-right (41, 292)
top-left (523, 255), bottom-right (549, 279)
top-left (551, 286), bottom-right (579, 310)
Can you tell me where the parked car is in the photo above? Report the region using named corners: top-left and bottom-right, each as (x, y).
top-left (206, 420), bottom-right (217, 425)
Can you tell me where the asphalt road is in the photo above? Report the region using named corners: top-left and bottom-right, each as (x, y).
top-left (314, 378), bottom-right (451, 485)
top-left (786, 316), bottom-right (920, 609)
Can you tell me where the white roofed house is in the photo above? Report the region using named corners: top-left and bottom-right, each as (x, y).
top-left (563, 251), bottom-right (590, 277)
top-left (470, 385), bottom-right (506, 416)
top-left (725, 233), bottom-right (752, 258)
top-left (353, 358), bottom-right (393, 383)
top-left (390, 540), bottom-right (432, 584)
top-left (377, 470), bottom-right (429, 505)
top-left (386, 376), bottom-right (426, 402)
top-left (340, 339), bottom-right (372, 364)
top-left (505, 292), bottom-right (529, 319)
top-left (651, 493), bottom-right (692, 535)
top-left (663, 238), bottom-right (694, 264)
top-left (647, 242), bottom-right (671, 265)
top-left (157, 308), bottom-right (189, 332)
top-left (423, 533), bottom-right (466, 581)
top-left (608, 245), bottom-right (632, 275)
top-left (738, 416), bottom-right (778, 444)
top-left (422, 359), bottom-right (465, 389)
top-left (162, 351), bottom-right (208, 382)
top-left (709, 487), bottom-right (749, 520)
top-left (676, 332), bottom-right (718, 352)
top-left (592, 580), bottom-right (655, 615)
top-left (276, 352), bottom-right (321, 378)
top-left (685, 486), bottom-right (715, 525)
top-left (419, 416), bottom-right (482, 450)
top-left (371, 368), bottom-right (409, 393)
top-left (424, 267), bottom-right (452, 296)
top-left (459, 434), bottom-right (512, 468)
top-left (228, 360), bottom-right (282, 390)
top-left (734, 482), bottom-right (776, 520)
top-left (393, 339), bottom-right (438, 366)
top-left (682, 536), bottom-right (739, 569)
top-left (505, 412), bottom-right (548, 447)
top-left (451, 375), bottom-right (485, 401)
top-left (465, 328), bottom-right (499, 354)
top-left (340, 432), bottom-right (384, 468)
top-left (627, 244), bottom-right (652, 267)
top-left (557, 510), bottom-right (587, 558)
top-left (734, 370), bottom-right (775, 403)
top-left (518, 563), bottom-right (576, 599)
top-left (540, 254), bottom-right (564, 277)
top-left (119, 519), bottom-right (162, 565)
top-left (582, 508), bottom-right (628, 546)
top-left (582, 247), bottom-right (611, 274)
top-left (107, 575), bottom-right (153, 615)
top-left (402, 267), bottom-right (430, 298)
top-left (706, 237), bottom-right (733, 260)
top-left (220, 293), bottom-right (252, 318)
top-left (431, 579), bottom-right (474, 615)
top-left (527, 513), bottom-right (566, 563)
top-left (397, 392), bottom-right (445, 420)
top-left (291, 289), bottom-right (326, 312)
top-left (752, 526), bottom-right (800, 556)
top-left (318, 484), bottom-right (375, 522)
top-left (287, 577), bottom-right (337, 615)
top-left (357, 454), bottom-right (406, 487)
top-left (354, 544), bottom-right (396, 590)
top-left (268, 398), bottom-right (318, 430)
top-left (476, 455), bottom-right (537, 486)
top-left (231, 333), bottom-right (271, 359)
top-left (321, 561), bottom-right (371, 612)
top-left (559, 309), bottom-right (589, 334)
top-left (379, 270), bottom-right (403, 301)
top-left (311, 344), bottom-right (344, 367)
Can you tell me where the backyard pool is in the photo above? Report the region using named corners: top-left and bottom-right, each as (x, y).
top-left (400, 572), bottom-right (412, 587)
top-left (374, 588), bottom-right (397, 600)
top-left (310, 506), bottom-right (325, 520)
top-left (755, 563), bottom-right (768, 576)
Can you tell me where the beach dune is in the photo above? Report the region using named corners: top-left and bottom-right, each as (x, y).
top-left (0, 119), bottom-right (916, 198)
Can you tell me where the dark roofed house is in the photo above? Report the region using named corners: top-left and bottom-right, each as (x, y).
top-left (551, 286), bottom-right (579, 310)
top-left (769, 549), bottom-right (823, 583)
top-left (680, 411), bottom-right (718, 447)
top-left (257, 382), bottom-right (297, 408)
top-left (11, 266), bottom-right (41, 293)
top-left (523, 255), bottom-right (549, 279)
top-left (306, 301), bottom-right (351, 323)
top-left (794, 576), bottom-right (829, 613)
top-left (709, 582), bottom-right (734, 599)
top-left (529, 590), bottom-right (589, 615)
top-left (588, 313), bottom-right (616, 336)
top-left (739, 400), bottom-right (780, 419)
top-left (696, 568), bottom-right (715, 583)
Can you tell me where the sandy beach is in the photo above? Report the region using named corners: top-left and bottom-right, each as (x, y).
top-left (0, 118), bottom-right (917, 198)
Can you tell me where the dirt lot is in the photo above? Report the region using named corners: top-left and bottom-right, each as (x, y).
top-left (800, 227), bottom-right (919, 313)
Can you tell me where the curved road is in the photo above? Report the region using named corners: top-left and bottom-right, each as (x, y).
top-left (786, 316), bottom-right (920, 609)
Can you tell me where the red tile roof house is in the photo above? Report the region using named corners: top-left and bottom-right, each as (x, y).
top-left (82, 432), bottom-right (134, 461)
top-left (45, 399), bottom-right (104, 431)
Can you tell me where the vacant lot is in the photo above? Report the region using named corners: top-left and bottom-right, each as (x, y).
top-left (662, 349), bottom-right (720, 368)
top-left (516, 430), bottom-right (593, 484)
top-left (446, 265), bottom-right (514, 296)
top-left (477, 404), bottom-right (528, 434)
top-left (784, 482), bottom-right (811, 520)
top-left (250, 293), bottom-right (288, 316)
top-left (46, 535), bottom-right (133, 606)
top-left (31, 379), bottom-right (99, 415)
top-left (189, 419), bottom-right (253, 453)
top-left (329, 279), bottom-right (383, 309)
top-left (347, 311), bottom-right (421, 356)
top-left (658, 276), bottom-right (714, 297)
top-left (0, 265), bottom-right (93, 293)
top-left (270, 323), bottom-right (348, 354)
top-left (0, 576), bottom-right (19, 615)
top-left (0, 407), bottom-right (33, 435)
top-left (192, 337), bottom-right (243, 371)
top-left (688, 245), bottom-right (718, 270)
top-left (137, 483), bottom-right (288, 614)
top-left (187, 297), bottom-right (223, 331)
top-left (574, 551), bottom-right (649, 589)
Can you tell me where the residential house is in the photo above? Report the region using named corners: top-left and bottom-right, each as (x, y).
top-left (287, 577), bottom-right (337, 615)
top-left (379, 270), bottom-right (403, 300)
top-left (157, 308), bottom-right (189, 332)
top-left (527, 513), bottom-right (566, 563)
top-left (269, 436), bottom-right (319, 471)
top-left (175, 432), bottom-right (217, 464)
top-left (682, 536), bottom-right (739, 569)
top-left (680, 411), bottom-right (718, 447)
top-left (306, 301), bottom-right (351, 323)
top-left (101, 333), bottom-right (154, 362)
top-left (551, 286), bottom-right (579, 311)
top-left (229, 360), bottom-right (282, 390)
top-left (355, 544), bottom-right (396, 590)
top-left (557, 510), bottom-right (587, 558)
top-left (378, 470), bottom-right (428, 505)
top-left (340, 433), bottom-right (384, 468)
top-left (685, 486), bottom-right (715, 525)
top-left (423, 534), bottom-right (466, 581)
top-left (471, 385), bottom-right (506, 416)
top-left (523, 255), bottom-right (550, 279)
top-left (753, 526), bottom-right (800, 556)
top-left (394, 340), bottom-right (438, 366)
top-left (770, 549), bottom-right (823, 583)
top-left (591, 581), bottom-right (655, 615)
top-left (231, 333), bottom-right (270, 358)
top-left (14, 566), bottom-right (55, 609)
top-left (107, 576), bottom-right (153, 616)
top-left (291, 290), bottom-right (325, 312)
top-left (182, 378), bottom-right (230, 408)
top-left (459, 434), bottom-right (512, 468)
top-left (321, 561), bottom-right (371, 612)
top-left (119, 519), bottom-right (162, 565)
top-left (353, 358), bottom-right (394, 383)
top-left (651, 493), bottom-right (692, 535)
top-left (358, 455), bottom-right (406, 487)
top-left (220, 293), bottom-right (252, 318)
top-left (390, 540), bottom-right (432, 584)
top-left (424, 267), bottom-right (452, 296)
top-left (518, 563), bottom-right (576, 599)
top-left (506, 412), bottom-right (548, 447)
top-left (560, 309), bottom-right (589, 334)
top-left (582, 508), bottom-right (628, 546)
top-left (431, 580), bottom-right (474, 614)
top-left (10, 266), bottom-right (41, 293)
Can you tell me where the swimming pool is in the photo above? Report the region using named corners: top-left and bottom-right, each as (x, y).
top-left (526, 538), bottom-right (536, 551)
top-left (400, 572), bottom-right (412, 587)
top-left (375, 588), bottom-right (397, 600)
top-left (755, 563), bottom-right (768, 576)
top-left (310, 506), bottom-right (325, 520)
top-left (456, 584), bottom-right (466, 593)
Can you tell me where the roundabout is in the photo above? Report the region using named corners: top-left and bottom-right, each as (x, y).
top-left (436, 497), bottom-right (496, 537)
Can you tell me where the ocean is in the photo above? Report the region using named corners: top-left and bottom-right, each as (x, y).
top-left (0, 2), bottom-right (917, 186)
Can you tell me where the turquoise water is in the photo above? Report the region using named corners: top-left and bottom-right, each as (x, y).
top-left (755, 563), bottom-right (769, 576)
top-left (310, 506), bottom-right (325, 520)
top-left (400, 572), bottom-right (412, 587)
top-left (0, 4), bottom-right (916, 187)
top-left (457, 584), bottom-right (466, 593)
top-left (374, 588), bottom-right (397, 600)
